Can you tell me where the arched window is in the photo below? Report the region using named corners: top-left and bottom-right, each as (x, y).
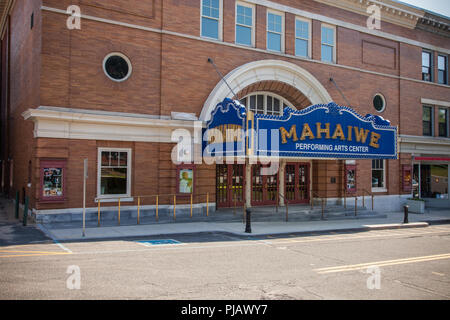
top-left (239, 92), bottom-right (295, 116)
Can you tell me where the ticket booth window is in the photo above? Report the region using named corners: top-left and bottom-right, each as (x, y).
top-left (40, 160), bottom-right (66, 202)
top-left (402, 165), bottom-right (412, 193)
top-left (345, 165), bottom-right (356, 193)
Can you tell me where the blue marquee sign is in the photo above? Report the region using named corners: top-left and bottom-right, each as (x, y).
top-left (204, 99), bottom-right (398, 160)
top-left (203, 98), bottom-right (247, 157)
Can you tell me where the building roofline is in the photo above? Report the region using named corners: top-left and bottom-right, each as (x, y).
top-left (390, 0), bottom-right (450, 21)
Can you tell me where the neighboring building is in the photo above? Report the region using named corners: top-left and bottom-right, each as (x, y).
top-left (0, 0), bottom-right (449, 221)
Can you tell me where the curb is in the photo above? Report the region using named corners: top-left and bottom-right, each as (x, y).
top-left (364, 222), bottom-right (429, 230)
top-left (223, 221), bottom-right (431, 238)
top-left (39, 220), bottom-right (444, 242)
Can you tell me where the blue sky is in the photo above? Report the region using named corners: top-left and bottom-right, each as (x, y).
top-left (398, 0), bottom-right (450, 17)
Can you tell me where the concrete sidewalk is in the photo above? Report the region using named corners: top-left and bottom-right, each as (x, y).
top-left (37, 209), bottom-right (450, 241)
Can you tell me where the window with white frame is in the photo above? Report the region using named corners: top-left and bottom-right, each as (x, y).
top-left (372, 159), bottom-right (386, 191)
top-left (422, 50), bottom-right (433, 82)
top-left (235, 2), bottom-right (254, 47)
top-left (267, 11), bottom-right (284, 53)
top-left (321, 24), bottom-right (335, 63)
top-left (295, 18), bottom-right (310, 58)
top-left (201, 0), bottom-right (222, 40)
top-left (438, 54), bottom-right (448, 85)
top-left (240, 92), bottom-right (294, 116)
top-left (98, 148), bottom-right (131, 198)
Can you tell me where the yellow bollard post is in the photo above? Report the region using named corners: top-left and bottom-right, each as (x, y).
top-left (190, 193), bottom-right (193, 218)
top-left (137, 197), bottom-right (140, 225)
top-left (173, 195), bottom-right (176, 221)
top-left (206, 193), bottom-right (209, 217)
top-left (118, 198), bottom-right (121, 226)
top-left (97, 199), bottom-right (101, 227)
top-left (156, 195), bottom-right (159, 222)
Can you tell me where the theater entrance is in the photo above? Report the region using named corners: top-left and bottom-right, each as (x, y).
top-left (216, 162), bottom-right (311, 208)
top-left (251, 164), bottom-right (279, 206)
top-left (216, 164), bottom-right (245, 208)
top-left (285, 163), bottom-right (310, 204)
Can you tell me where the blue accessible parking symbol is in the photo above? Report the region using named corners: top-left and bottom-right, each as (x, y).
top-left (136, 239), bottom-right (182, 247)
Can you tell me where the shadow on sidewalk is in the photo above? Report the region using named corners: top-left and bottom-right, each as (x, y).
top-left (0, 196), bottom-right (52, 246)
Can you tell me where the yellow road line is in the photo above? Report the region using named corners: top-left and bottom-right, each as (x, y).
top-left (315, 253), bottom-right (450, 274)
top-left (0, 252), bottom-right (71, 258)
top-left (0, 250), bottom-right (70, 254)
top-left (274, 229), bottom-right (450, 244)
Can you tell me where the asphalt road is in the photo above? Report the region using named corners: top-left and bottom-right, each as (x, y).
top-left (0, 223), bottom-right (449, 300)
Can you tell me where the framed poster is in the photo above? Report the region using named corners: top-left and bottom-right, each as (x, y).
top-left (345, 165), bottom-right (357, 193)
top-left (40, 160), bottom-right (67, 202)
top-left (177, 164), bottom-right (195, 195)
top-left (402, 165), bottom-right (412, 193)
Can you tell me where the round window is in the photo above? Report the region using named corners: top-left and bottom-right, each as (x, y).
top-left (373, 94), bottom-right (386, 112)
top-left (103, 53), bottom-right (132, 82)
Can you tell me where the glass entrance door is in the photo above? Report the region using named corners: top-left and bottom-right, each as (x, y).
top-left (285, 163), bottom-right (310, 204)
top-left (231, 164), bottom-right (245, 205)
top-left (216, 164), bottom-right (228, 207)
top-left (216, 164), bottom-right (245, 208)
top-left (251, 164), bottom-right (279, 206)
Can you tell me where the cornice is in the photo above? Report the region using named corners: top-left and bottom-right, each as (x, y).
top-left (22, 107), bottom-right (202, 143)
top-left (314, 0), bottom-right (424, 29)
top-left (22, 107), bottom-right (199, 129)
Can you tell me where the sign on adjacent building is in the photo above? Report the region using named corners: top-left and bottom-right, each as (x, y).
top-left (204, 98), bottom-right (398, 160)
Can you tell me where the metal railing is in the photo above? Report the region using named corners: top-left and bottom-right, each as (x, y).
top-left (342, 188), bottom-right (374, 217)
top-left (361, 188), bottom-right (374, 211)
top-left (95, 193), bottom-right (210, 227)
top-left (311, 191), bottom-right (326, 220)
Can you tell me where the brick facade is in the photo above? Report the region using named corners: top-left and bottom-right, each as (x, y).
top-left (1, 0), bottom-right (449, 215)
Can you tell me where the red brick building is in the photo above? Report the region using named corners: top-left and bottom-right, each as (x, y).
top-left (0, 0), bottom-right (449, 222)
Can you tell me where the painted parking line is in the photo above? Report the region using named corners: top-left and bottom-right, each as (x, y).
top-left (314, 253), bottom-right (450, 274)
top-left (36, 224), bottom-right (72, 253)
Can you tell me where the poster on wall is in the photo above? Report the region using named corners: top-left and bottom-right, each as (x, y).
top-left (346, 166), bottom-right (356, 193)
top-left (43, 167), bottom-right (63, 197)
top-left (179, 168), bottom-right (194, 194)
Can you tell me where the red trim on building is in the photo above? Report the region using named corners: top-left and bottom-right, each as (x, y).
top-left (414, 157), bottom-right (450, 161)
